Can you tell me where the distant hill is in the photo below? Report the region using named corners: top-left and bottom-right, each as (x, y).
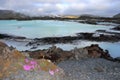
top-left (78, 14), bottom-right (102, 19)
top-left (113, 13), bottom-right (120, 18)
top-left (0, 10), bottom-right (27, 19)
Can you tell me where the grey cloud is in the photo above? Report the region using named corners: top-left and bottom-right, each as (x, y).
top-left (0, 0), bottom-right (119, 16)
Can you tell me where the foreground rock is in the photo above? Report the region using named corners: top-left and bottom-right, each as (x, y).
top-left (0, 42), bottom-right (25, 79)
top-left (3, 59), bottom-right (65, 80)
top-left (1, 41), bottom-right (120, 80)
top-left (0, 42), bottom-right (65, 80)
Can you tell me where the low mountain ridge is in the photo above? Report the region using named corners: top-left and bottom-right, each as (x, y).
top-left (0, 10), bottom-right (27, 19)
top-left (113, 13), bottom-right (120, 18)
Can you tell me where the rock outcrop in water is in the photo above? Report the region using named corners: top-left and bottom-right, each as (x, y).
top-left (0, 33), bottom-right (26, 39)
top-left (111, 25), bottom-right (120, 31)
top-left (25, 32), bottom-right (120, 47)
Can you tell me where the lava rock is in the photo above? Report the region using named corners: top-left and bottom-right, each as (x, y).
top-left (112, 25), bottom-right (120, 31)
top-left (71, 47), bottom-right (88, 60)
top-left (28, 46), bottom-right (74, 63)
top-left (85, 44), bottom-right (113, 60)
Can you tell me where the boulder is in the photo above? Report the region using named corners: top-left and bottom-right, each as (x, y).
top-left (0, 42), bottom-right (25, 79)
top-left (71, 47), bottom-right (88, 60)
top-left (85, 44), bottom-right (113, 60)
top-left (3, 59), bottom-right (65, 80)
top-left (29, 46), bottom-right (89, 62)
top-left (85, 44), bottom-right (102, 58)
top-left (28, 45), bottom-right (74, 63)
top-left (0, 42), bottom-right (65, 80)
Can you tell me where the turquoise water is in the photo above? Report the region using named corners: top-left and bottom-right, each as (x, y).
top-left (0, 20), bottom-right (120, 58)
top-left (0, 20), bottom-right (113, 38)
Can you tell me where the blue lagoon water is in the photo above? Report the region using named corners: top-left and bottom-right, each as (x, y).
top-left (0, 20), bottom-right (120, 58)
top-left (0, 20), bottom-right (114, 38)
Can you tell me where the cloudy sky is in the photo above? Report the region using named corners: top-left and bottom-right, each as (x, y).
top-left (0, 0), bottom-right (120, 16)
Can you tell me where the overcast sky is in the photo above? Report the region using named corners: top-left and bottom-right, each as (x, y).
top-left (0, 0), bottom-right (120, 16)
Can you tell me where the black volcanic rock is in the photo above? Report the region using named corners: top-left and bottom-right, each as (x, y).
top-left (0, 33), bottom-right (26, 39)
top-left (113, 13), bottom-right (120, 18)
top-left (112, 25), bottom-right (120, 31)
top-left (0, 10), bottom-right (27, 19)
top-left (84, 44), bottom-right (113, 61)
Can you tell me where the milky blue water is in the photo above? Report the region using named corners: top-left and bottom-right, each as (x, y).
top-left (0, 20), bottom-right (120, 58)
top-left (0, 20), bottom-right (114, 38)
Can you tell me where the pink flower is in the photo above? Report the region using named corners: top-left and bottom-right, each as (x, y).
top-left (55, 69), bottom-right (59, 72)
top-left (31, 65), bottom-right (35, 69)
top-left (30, 60), bottom-right (37, 65)
top-left (23, 65), bottom-right (31, 71)
top-left (25, 58), bottom-right (29, 63)
top-left (23, 59), bottom-right (38, 71)
top-left (49, 70), bottom-right (54, 76)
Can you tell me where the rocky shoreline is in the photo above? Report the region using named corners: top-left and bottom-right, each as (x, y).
top-left (0, 27), bottom-right (120, 52)
top-left (1, 30), bottom-right (120, 50)
top-left (27, 32), bottom-right (120, 45)
top-left (27, 44), bottom-right (120, 63)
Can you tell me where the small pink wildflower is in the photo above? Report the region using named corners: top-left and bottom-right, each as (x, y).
top-left (23, 58), bottom-right (38, 71)
top-left (23, 65), bottom-right (31, 71)
top-left (55, 69), bottom-right (59, 72)
top-left (49, 70), bottom-right (54, 76)
top-left (25, 58), bottom-right (29, 63)
top-left (30, 60), bottom-right (37, 65)
top-left (31, 65), bottom-right (35, 69)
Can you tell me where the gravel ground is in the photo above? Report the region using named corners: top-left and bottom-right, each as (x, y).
top-left (3, 70), bottom-right (65, 80)
top-left (58, 58), bottom-right (120, 80)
